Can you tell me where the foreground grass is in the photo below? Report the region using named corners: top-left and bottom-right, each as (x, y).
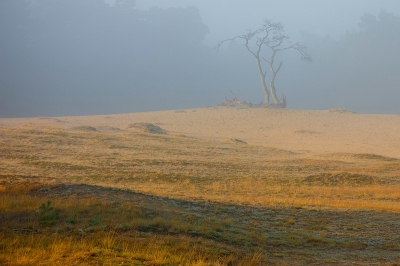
top-left (1, 182), bottom-right (400, 265)
top-left (2, 233), bottom-right (262, 266)
top-left (1, 125), bottom-right (400, 264)
top-left (0, 186), bottom-right (263, 265)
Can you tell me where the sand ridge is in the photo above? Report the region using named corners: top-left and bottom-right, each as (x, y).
top-left (1, 107), bottom-right (399, 158)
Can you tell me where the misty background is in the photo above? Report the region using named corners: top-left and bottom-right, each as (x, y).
top-left (1, 0), bottom-right (399, 117)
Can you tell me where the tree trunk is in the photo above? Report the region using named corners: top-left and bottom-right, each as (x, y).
top-left (268, 61), bottom-right (282, 104)
top-left (256, 58), bottom-right (270, 104)
top-left (269, 72), bottom-right (279, 104)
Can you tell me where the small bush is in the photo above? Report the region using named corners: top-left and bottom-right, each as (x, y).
top-left (35, 201), bottom-right (59, 226)
top-left (66, 214), bottom-right (78, 225)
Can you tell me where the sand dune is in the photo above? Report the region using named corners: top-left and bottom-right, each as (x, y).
top-left (1, 107), bottom-right (399, 158)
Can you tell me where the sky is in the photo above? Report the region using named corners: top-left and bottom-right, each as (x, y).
top-left (135, 0), bottom-right (400, 46)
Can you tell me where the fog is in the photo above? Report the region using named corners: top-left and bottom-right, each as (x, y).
top-left (1, 0), bottom-right (400, 117)
top-left (135, 0), bottom-right (400, 46)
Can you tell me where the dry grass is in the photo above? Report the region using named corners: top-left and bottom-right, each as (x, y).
top-left (3, 125), bottom-right (398, 211)
top-left (1, 124), bottom-right (400, 264)
top-left (0, 186), bottom-right (263, 265)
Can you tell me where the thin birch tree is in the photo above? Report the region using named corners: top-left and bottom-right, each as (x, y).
top-left (218, 20), bottom-right (311, 106)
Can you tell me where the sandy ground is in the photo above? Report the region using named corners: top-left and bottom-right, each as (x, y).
top-left (1, 107), bottom-right (399, 158)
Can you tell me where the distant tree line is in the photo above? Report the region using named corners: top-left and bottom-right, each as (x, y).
top-left (289, 10), bottom-right (400, 113)
top-left (0, 0), bottom-right (216, 117)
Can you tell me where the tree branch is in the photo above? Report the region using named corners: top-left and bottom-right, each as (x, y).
top-left (275, 61), bottom-right (283, 75)
top-left (216, 35), bottom-right (245, 51)
top-left (244, 39), bottom-right (257, 58)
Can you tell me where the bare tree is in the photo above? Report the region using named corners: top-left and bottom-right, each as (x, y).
top-left (217, 19), bottom-right (311, 106)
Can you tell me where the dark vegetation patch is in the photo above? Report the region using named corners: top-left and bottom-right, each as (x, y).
top-left (36, 117), bottom-right (66, 123)
top-left (301, 172), bottom-right (385, 186)
top-left (328, 108), bottom-right (356, 114)
top-left (97, 126), bottom-right (122, 132)
top-left (225, 138), bottom-right (247, 144)
top-left (352, 153), bottom-right (398, 161)
top-left (128, 123), bottom-right (167, 134)
top-left (71, 125), bottom-right (97, 132)
top-left (325, 153), bottom-right (400, 164)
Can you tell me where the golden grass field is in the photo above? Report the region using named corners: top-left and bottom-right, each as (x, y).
top-left (1, 107), bottom-right (400, 265)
